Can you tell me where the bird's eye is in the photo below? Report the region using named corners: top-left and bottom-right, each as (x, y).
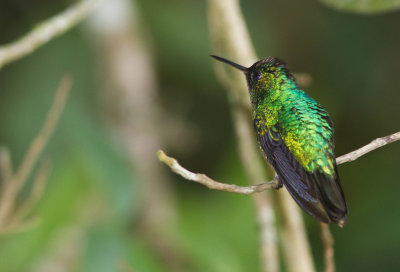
top-left (252, 72), bottom-right (261, 82)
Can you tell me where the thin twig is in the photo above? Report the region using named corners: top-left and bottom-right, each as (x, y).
top-left (13, 159), bottom-right (51, 223)
top-left (0, 0), bottom-right (100, 70)
top-left (157, 150), bottom-right (280, 194)
top-left (158, 130), bottom-right (400, 195)
top-left (13, 76), bottom-right (71, 192)
top-left (0, 160), bottom-right (50, 234)
top-left (320, 223), bottom-right (335, 272)
top-left (0, 76), bottom-right (73, 228)
top-left (336, 131), bottom-right (400, 164)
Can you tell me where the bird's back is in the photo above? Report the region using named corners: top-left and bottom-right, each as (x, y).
top-left (256, 86), bottom-right (347, 225)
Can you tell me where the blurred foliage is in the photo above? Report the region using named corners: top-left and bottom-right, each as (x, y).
top-left (0, 0), bottom-right (399, 272)
top-left (319, 0), bottom-right (400, 14)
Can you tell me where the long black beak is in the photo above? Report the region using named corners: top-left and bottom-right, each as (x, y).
top-left (210, 55), bottom-right (248, 72)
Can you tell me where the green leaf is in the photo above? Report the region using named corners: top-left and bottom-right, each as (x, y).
top-left (319, 0), bottom-right (400, 14)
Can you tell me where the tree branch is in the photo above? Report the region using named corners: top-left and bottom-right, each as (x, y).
top-left (0, 0), bottom-right (100, 70)
top-left (320, 223), bottom-right (335, 272)
top-left (158, 130), bottom-right (400, 195)
top-left (0, 76), bottom-right (72, 231)
top-left (157, 150), bottom-right (280, 194)
top-left (336, 131), bottom-right (400, 164)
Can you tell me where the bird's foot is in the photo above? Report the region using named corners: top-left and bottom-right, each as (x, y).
top-left (272, 173), bottom-right (283, 189)
top-left (257, 174), bottom-right (282, 190)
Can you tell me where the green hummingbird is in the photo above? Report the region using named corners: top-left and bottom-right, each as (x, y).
top-left (211, 55), bottom-right (347, 226)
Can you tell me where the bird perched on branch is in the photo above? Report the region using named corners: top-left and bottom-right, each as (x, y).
top-left (211, 55), bottom-right (347, 226)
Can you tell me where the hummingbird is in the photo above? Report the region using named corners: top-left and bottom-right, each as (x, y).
top-left (211, 55), bottom-right (347, 226)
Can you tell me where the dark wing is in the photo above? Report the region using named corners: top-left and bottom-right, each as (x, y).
top-left (258, 127), bottom-right (347, 225)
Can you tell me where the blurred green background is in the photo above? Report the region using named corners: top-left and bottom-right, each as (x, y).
top-left (0, 0), bottom-right (399, 271)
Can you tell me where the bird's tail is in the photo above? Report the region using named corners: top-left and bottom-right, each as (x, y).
top-left (313, 167), bottom-right (348, 226)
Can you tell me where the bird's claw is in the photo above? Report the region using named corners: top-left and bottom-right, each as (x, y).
top-left (273, 173), bottom-right (283, 189)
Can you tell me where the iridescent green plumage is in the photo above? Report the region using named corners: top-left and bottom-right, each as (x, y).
top-left (212, 55), bottom-right (347, 226)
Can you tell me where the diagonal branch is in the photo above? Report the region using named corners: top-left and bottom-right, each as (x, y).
top-left (158, 130), bottom-right (400, 195)
top-left (157, 150), bottom-right (280, 194)
top-left (0, 76), bottom-right (72, 229)
top-left (0, 0), bottom-right (100, 70)
top-left (336, 131), bottom-right (400, 164)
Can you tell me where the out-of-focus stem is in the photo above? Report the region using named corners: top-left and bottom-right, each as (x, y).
top-left (0, 0), bottom-right (99, 70)
top-left (320, 223), bottom-right (335, 272)
top-left (8, 77), bottom-right (71, 195)
top-left (276, 189), bottom-right (315, 272)
top-left (89, 0), bottom-right (187, 270)
top-left (207, 0), bottom-right (278, 271)
top-left (0, 76), bottom-right (72, 230)
top-left (207, 0), bottom-right (315, 271)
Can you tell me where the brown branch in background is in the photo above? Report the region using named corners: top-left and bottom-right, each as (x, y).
top-left (13, 76), bottom-right (71, 193)
top-left (12, 159), bottom-right (51, 223)
top-left (0, 0), bottom-right (100, 70)
top-left (89, 1), bottom-right (190, 270)
top-left (207, 0), bottom-right (280, 271)
top-left (0, 76), bottom-right (72, 232)
top-left (336, 131), bottom-right (400, 164)
top-left (0, 160), bottom-right (51, 234)
top-left (320, 223), bottom-right (335, 272)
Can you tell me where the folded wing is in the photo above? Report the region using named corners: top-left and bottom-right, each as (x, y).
top-left (258, 127), bottom-right (347, 225)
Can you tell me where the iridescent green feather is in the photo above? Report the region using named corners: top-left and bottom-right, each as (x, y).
top-left (254, 81), bottom-right (336, 177)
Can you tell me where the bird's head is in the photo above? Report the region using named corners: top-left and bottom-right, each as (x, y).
top-left (211, 55), bottom-right (295, 93)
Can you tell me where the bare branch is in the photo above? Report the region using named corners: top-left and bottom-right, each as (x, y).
top-left (320, 223), bottom-right (335, 272)
top-left (0, 76), bottom-right (72, 229)
top-left (0, 0), bottom-right (100, 70)
top-left (157, 150), bottom-right (280, 194)
top-left (158, 130), bottom-right (400, 196)
top-left (336, 131), bottom-right (400, 164)
top-left (13, 76), bottom-right (72, 193)
top-left (13, 159), bottom-right (51, 223)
